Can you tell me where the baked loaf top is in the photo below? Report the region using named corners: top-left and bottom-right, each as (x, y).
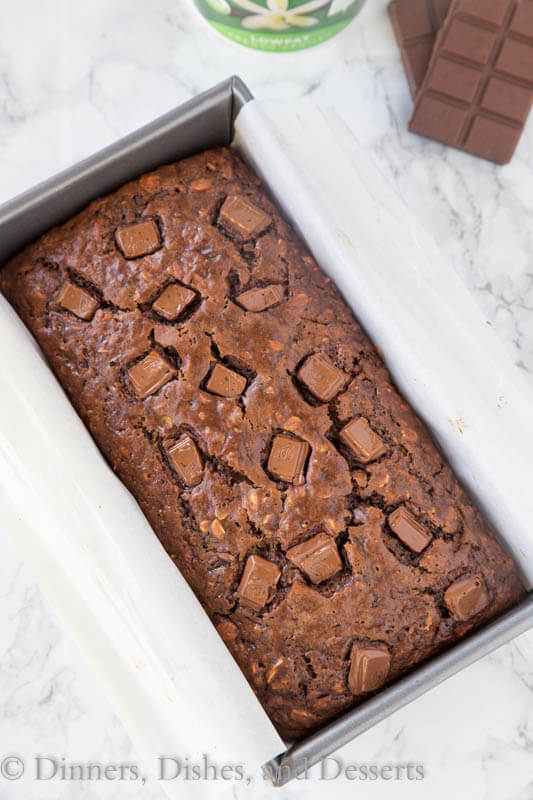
top-left (1, 147), bottom-right (524, 740)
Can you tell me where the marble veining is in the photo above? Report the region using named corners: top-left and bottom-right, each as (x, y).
top-left (0, 0), bottom-right (532, 798)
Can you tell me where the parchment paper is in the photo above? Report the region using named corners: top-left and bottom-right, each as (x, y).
top-left (0, 98), bottom-right (532, 800)
top-left (0, 297), bottom-right (284, 799)
top-left (235, 99), bottom-right (533, 589)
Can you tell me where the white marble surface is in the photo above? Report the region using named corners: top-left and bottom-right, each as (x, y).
top-left (0, 0), bottom-right (532, 798)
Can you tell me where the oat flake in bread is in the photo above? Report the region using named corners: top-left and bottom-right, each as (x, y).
top-left (1, 147), bottom-right (524, 740)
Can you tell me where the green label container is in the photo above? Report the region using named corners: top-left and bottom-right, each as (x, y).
top-left (193, 0), bottom-right (367, 51)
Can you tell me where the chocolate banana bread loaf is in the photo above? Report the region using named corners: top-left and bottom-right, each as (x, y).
top-left (1, 147), bottom-right (524, 740)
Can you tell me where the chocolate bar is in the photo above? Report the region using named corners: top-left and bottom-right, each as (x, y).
top-left (409, 0), bottom-right (533, 164)
top-left (389, 0), bottom-right (452, 95)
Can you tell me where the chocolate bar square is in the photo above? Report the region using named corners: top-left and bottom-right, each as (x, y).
top-left (267, 434), bottom-right (310, 484)
top-left (287, 533), bottom-right (342, 584)
top-left (128, 351), bottom-right (176, 399)
top-left (388, 506), bottom-right (432, 553)
top-left (152, 284), bottom-right (196, 322)
top-left (236, 284), bottom-right (284, 312)
top-left (206, 364), bottom-right (247, 398)
top-left (348, 645), bottom-right (391, 695)
top-left (442, 18), bottom-right (497, 65)
top-left (411, 95), bottom-right (469, 142)
top-left (444, 574), bottom-right (489, 621)
top-left (510, 1), bottom-right (533, 32)
top-left (496, 36), bottom-right (533, 81)
top-left (218, 195), bottom-right (271, 240)
top-left (426, 58), bottom-right (483, 102)
top-left (464, 115), bottom-right (522, 163)
top-left (456, 0), bottom-right (511, 24)
top-left (57, 281), bottom-right (99, 321)
top-left (340, 417), bottom-right (387, 463)
top-left (480, 77), bottom-right (533, 123)
top-left (237, 555), bottom-right (280, 611)
top-left (167, 435), bottom-right (203, 487)
top-left (115, 220), bottom-right (162, 259)
top-left (297, 354), bottom-right (346, 403)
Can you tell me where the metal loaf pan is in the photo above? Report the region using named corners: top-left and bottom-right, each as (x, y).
top-left (0, 75), bottom-right (531, 788)
top-left (0, 76), bottom-right (252, 263)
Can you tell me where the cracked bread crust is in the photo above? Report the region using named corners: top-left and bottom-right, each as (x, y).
top-left (1, 146), bottom-right (524, 740)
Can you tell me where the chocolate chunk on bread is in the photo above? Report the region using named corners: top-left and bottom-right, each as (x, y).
top-left (1, 147), bottom-right (524, 740)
